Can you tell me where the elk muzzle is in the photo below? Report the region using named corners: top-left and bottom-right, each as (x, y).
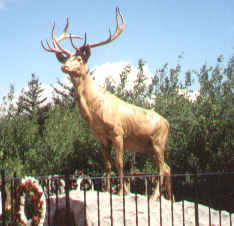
top-left (61, 65), bottom-right (70, 74)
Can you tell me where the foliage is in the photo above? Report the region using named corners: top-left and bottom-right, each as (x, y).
top-left (52, 77), bottom-right (76, 108)
top-left (0, 209), bottom-right (13, 226)
top-left (41, 105), bottom-right (100, 175)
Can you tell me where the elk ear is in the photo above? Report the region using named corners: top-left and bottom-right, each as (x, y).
top-left (82, 45), bottom-right (91, 63)
top-left (56, 53), bottom-right (67, 64)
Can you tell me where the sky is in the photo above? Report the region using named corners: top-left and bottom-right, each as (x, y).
top-left (0, 0), bottom-right (233, 101)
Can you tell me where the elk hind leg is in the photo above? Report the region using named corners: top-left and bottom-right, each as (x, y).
top-left (150, 146), bottom-right (165, 200)
top-left (151, 150), bottom-right (173, 200)
top-left (164, 163), bottom-right (173, 200)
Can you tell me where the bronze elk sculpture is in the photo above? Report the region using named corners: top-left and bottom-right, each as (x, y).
top-left (41, 7), bottom-right (172, 200)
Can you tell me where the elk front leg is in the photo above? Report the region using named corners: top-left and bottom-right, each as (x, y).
top-left (101, 148), bottom-right (112, 192)
top-left (113, 135), bottom-right (128, 195)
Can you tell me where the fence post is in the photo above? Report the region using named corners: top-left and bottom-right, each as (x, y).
top-left (1, 169), bottom-right (6, 226)
top-left (13, 172), bottom-right (17, 225)
top-left (123, 177), bottom-right (126, 226)
top-left (147, 176), bottom-right (150, 226)
top-left (46, 178), bottom-right (51, 226)
top-left (109, 176), bottom-right (113, 226)
top-left (170, 175), bottom-right (174, 226)
top-left (97, 190), bottom-right (100, 226)
top-left (159, 174), bottom-right (162, 226)
top-left (10, 175), bottom-right (14, 223)
top-left (55, 177), bottom-right (59, 216)
top-left (84, 176), bottom-right (87, 226)
top-left (135, 191), bottom-right (138, 226)
top-left (194, 172), bottom-right (199, 226)
top-left (65, 173), bottom-right (71, 226)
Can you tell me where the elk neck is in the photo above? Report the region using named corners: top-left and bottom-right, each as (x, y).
top-left (69, 70), bottom-right (107, 125)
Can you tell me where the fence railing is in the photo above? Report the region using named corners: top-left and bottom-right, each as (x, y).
top-left (0, 170), bottom-right (233, 226)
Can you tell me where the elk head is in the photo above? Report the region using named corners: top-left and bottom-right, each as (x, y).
top-left (41, 7), bottom-right (125, 78)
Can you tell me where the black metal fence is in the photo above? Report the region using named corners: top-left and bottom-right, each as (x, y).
top-left (0, 170), bottom-right (233, 226)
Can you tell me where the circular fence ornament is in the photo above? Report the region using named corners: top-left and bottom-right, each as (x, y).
top-left (15, 177), bottom-right (46, 226)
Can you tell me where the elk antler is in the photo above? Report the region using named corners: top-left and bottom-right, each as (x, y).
top-left (41, 18), bottom-right (82, 62)
top-left (42, 7), bottom-right (125, 62)
top-left (89, 7), bottom-right (125, 48)
top-left (70, 7), bottom-right (125, 51)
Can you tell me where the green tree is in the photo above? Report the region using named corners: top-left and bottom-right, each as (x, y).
top-left (52, 78), bottom-right (76, 108)
top-left (40, 106), bottom-right (101, 175)
top-left (17, 74), bottom-right (47, 118)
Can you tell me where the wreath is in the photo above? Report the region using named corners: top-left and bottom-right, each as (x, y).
top-left (15, 177), bottom-right (46, 226)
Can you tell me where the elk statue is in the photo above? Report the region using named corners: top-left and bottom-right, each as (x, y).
top-left (41, 7), bottom-right (172, 200)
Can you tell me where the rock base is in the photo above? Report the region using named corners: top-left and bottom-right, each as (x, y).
top-left (44, 191), bottom-right (233, 226)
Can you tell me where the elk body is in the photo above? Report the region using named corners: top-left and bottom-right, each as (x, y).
top-left (41, 7), bottom-right (172, 200)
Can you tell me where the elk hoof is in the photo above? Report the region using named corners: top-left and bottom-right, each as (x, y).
top-left (114, 184), bottom-right (129, 196)
top-left (150, 192), bottom-right (160, 201)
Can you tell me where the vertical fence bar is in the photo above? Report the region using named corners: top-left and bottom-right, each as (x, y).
top-left (13, 172), bottom-right (17, 225)
top-left (208, 206), bottom-right (211, 226)
top-left (146, 176), bottom-right (150, 226)
top-left (208, 174), bottom-right (211, 226)
top-left (55, 177), bottom-right (59, 215)
top-left (10, 177), bottom-right (14, 222)
top-left (159, 174), bottom-right (162, 226)
top-left (135, 192), bottom-right (138, 226)
top-left (65, 174), bottom-right (71, 226)
top-left (219, 210), bottom-right (222, 226)
top-left (194, 172), bottom-right (199, 226)
top-left (110, 177), bottom-right (113, 226)
top-left (46, 178), bottom-right (51, 226)
top-left (145, 176), bottom-right (148, 196)
top-left (170, 176), bottom-right (174, 226)
top-left (182, 199), bottom-right (185, 226)
top-left (97, 190), bottom-right (100, 226)
top-left (84, 180), bottom-right (87, 226)
top-left (1, 170), bottom-right (6, 226)
top-left (230, 212), bottom-right (232, 226)
top-left (123, 177), bottom-right (126, 226)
